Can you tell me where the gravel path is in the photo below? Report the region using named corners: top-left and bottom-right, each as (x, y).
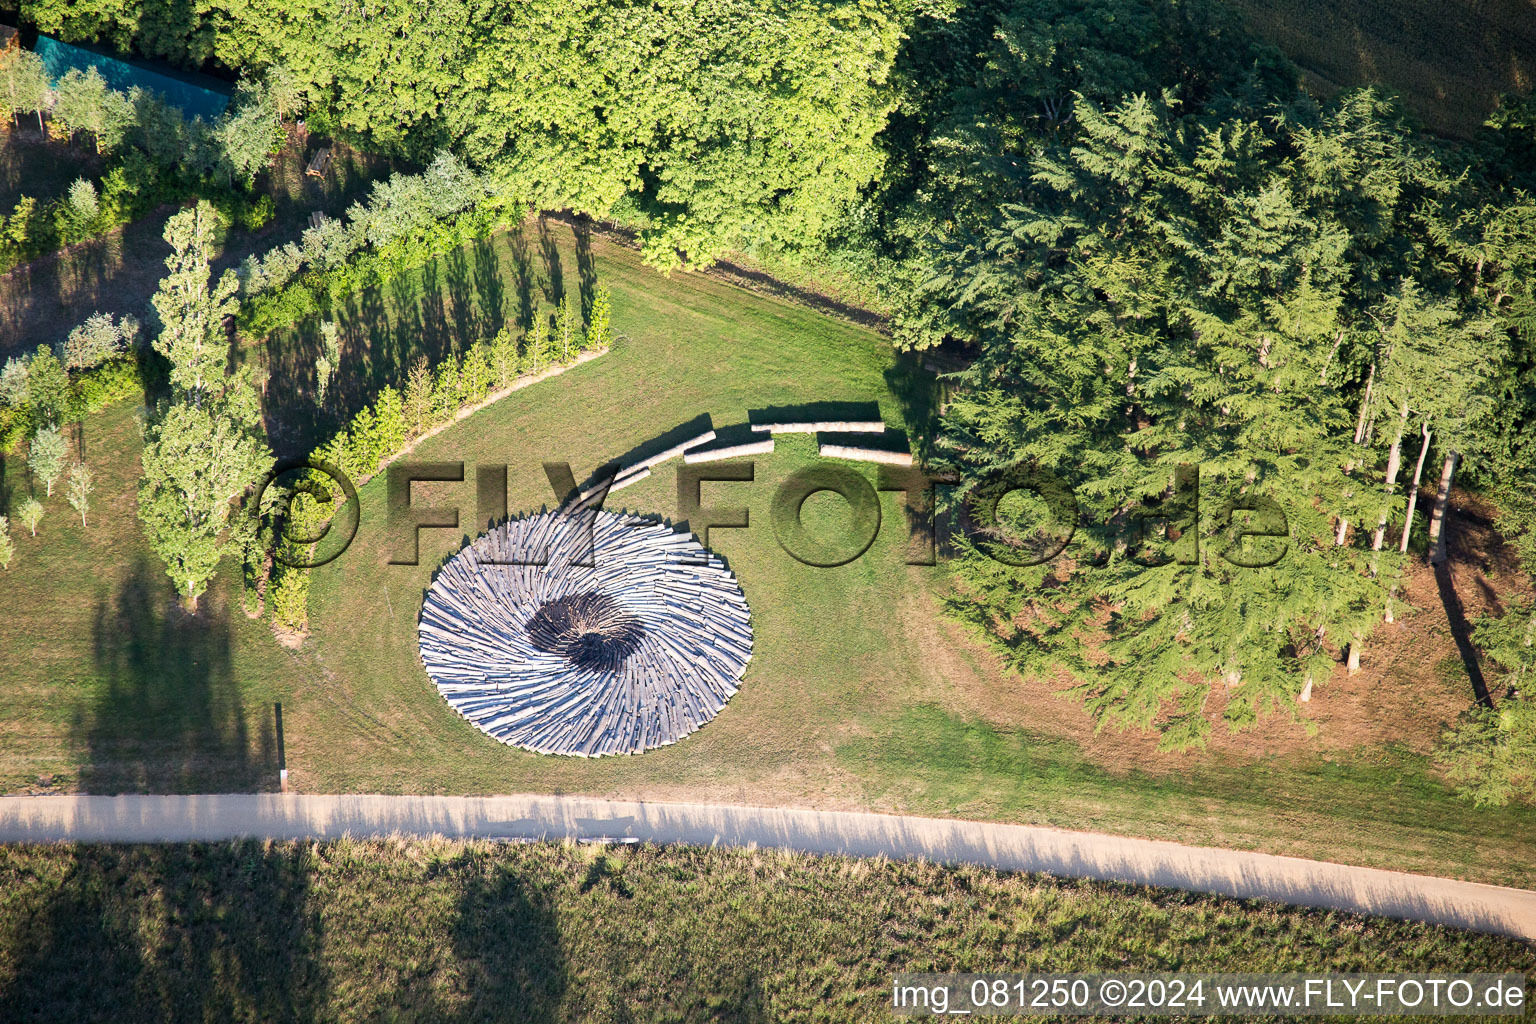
top-left (2, 793), bottom-right (1533, 941)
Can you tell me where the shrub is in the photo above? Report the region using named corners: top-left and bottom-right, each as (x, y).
top-left (268, 563), bottom-right (310, 632)
top-left (60, 312), bottom-right (141, 371)
top-left (55, 178), bottom-right (101, 244)
top-left (68, 357), bottom-right (143, 415)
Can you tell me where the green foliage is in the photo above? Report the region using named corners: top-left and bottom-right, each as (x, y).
top-left (65, 460), bottom-right (93, 527)
top-left (138, 401), bottom-right (272, 607)
top-left (138, 200), bottom-right (274, 608)
top-left (0, 352), bottom-right (29, 408)
top-left (430, 352), bottom-right (461, 423)
top-left (60, 311), bottom-right (140, 371)
top-left (0, 515), bottom-right (11, 569)
top-left (152, 202), bottom-right (240, 406)
top-left (315, 321), bottom-right (340, 405)
top-left (896, 0), bottom-right (1525, 747)
top-left (488, 326), bottom-right (520, 388)
top-left (267, 561), bottom-right (310, 632)
top-left (586, 285), bottom-right (612, 352)
top-left (16, 496), bottom-right (44, 537)
top-left (460, 342), bottom-right (491, 405)
top-left (54, 177), bottom-right (102, 244)
top-left (66, 356), bottom-right (142, 417)
top-left (24, 347), bottom-right (69, 425)
top-left (556, 292), bottom-right (581, 362)
top-left (403, 356), bottom-right (433, 436)
top-left (26, 424), bottom-right (67, 500)
top-left (216, 76), bottom-right (284, 187)
top-left (239, 196), bottom-right (507, 339)
top-left (21, 0), bottom-right (914, 269)
top-left (1437, 693), bottom-right (1536, 807)
top-left (0, 47), bottom-right (49, 128)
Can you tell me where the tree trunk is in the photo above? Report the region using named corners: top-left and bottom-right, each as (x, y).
top-left (1347, 635), bottom-right (1362, 676)
top-left (1428, 451), bottom-right (1459, 564)
top-left (1371, 400), bottom-right (1408, 553)
top-left (35, 109), bottom-right (42, 133)
top-left (1399, 423), bottom-right (1431, 553)
top-left (1335, 363), bottom-right (1377, 545)
top-left (1353, 363), bottom-right (1375, 444)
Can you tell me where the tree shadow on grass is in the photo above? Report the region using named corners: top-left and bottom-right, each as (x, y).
top-left (0, 842), bottom-right (327, 1023)
top-left (538, 216), bottom-right (564, 307)
top-left (446, 244), bottom-right (476, 353)
top-left (432, 857), bottom-right (568, 1023)
top-left (573, 218), bottom-right (597, 321)
top-left (73, 556), bottom-right (274, 793)
top-left (510, 226), bottom-right (537, 331)
top-left (473, 236), bottom-right (507, 338)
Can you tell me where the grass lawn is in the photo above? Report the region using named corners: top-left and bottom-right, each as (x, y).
top-left (0, 838), bottom-right (1531, 1022)
top-left (1222, 0), bottom-right (1535, 136)
top-left (1, 219), bottom-right (1533, 889)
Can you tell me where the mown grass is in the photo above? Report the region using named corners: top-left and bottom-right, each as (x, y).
top-left (0, 838), bottom-right (1530, 1023)
top-left (1, 220), bottom-right (1533, 889)
top-left (1222, 0), bottom-right (1536, 136)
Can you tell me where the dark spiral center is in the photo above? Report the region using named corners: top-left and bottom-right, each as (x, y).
top-left (526, 591), bottom-right (646, 672)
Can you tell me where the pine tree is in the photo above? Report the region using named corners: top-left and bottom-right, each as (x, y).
top-left (526, 316), bottom-right (550, 374)
top-left (461, 342), bottom-right (491, 404)
top-left (431, 354), bottom-right (462, 422)
top-left (28, 425), bottom-right (68, 498)
top-left (489, 326), bottom-right (519, 388)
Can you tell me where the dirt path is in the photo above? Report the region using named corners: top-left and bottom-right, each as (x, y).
top-left (2, 793), bottom-right (1533, 941)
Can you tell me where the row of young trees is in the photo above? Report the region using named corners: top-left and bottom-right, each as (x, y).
top-left (262, 287), bottom-right (613, 634)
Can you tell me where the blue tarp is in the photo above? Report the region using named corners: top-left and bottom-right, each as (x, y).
top-left (35, 35), bottom-right (230, 121)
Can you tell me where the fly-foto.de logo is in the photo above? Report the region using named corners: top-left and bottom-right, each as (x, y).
top-left (255, 455), bottom-right (1291, 572)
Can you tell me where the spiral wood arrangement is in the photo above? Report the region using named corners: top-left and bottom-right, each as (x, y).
top-left (418, 510), bottom-right (753, 756)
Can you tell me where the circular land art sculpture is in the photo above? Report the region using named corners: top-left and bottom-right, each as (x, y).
top-left (418, 510), bottom-right (752, 756)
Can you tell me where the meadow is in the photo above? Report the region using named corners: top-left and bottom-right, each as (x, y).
top-left (0, 838), bottom-right (1530, 1022)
